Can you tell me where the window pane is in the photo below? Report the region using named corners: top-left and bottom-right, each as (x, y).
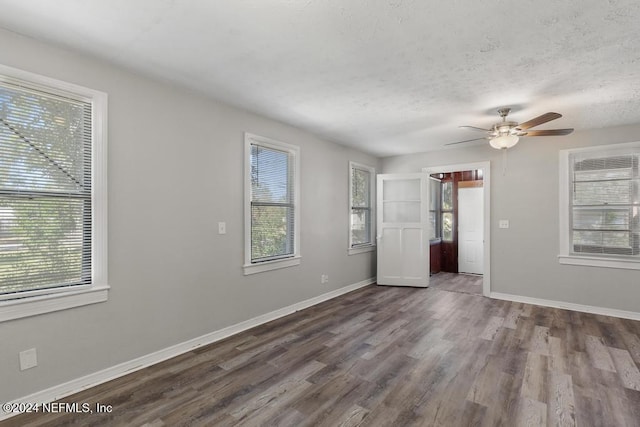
top-left (442, 181), bottom-right (453, 210)
top-left (574, 156), bottom-right (635, 176)
top-left (442, 212), bottom-right (453, 241)
top-left (351, 208), bottom-right (370, 245)
top-left (383, 179), bottom-right (420, 201)
top-left (383, 201), bottom-right (420, 223)
top-left (352, 168), bottom-right (370, 208)
top-left (574, 168), bottom-right (632, 181)
top-left (0, 83), bottom-right (89, 194)
top-left (429, 211), bottom-right (436, 239)
top-left (574, 180), bottom-right (632, 205)
top-left (574, 230), bottom-right (630, 247)
top-left (0, 197), bottom-right (88, 294)
top-left (251, 205), bottom-right (294, 260)
top-left (573, 207), bottom-right (630, 230)
top-left (251, 145), bottom-right (291, 204)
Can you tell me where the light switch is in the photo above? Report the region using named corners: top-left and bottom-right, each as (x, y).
top-left (218, 222), bottom-right (226, 234)
top-left (499, 219), bottom-right (510, 229)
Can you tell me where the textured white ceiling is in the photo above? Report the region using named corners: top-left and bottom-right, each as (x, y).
top-left (0, 0), bottom-right (639, 156)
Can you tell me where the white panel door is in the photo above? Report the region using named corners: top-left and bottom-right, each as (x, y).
top-left (377, 174), bottom-right (429, 287)
top-left (458, 186), bottom-right (484, 274)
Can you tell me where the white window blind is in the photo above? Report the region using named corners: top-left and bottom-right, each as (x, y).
top-left (441, 180), bottom-right (453, 242)
top-left (350, 165), bottom-right (372, 246)
top-left (428, 177), bottom-right (441, 240)
top-left (0, 79), bottom-right (93, 298)
top-left (250, 143), bottom-right (295, 262)
top-left (569, 151), bottom-right (640, 257)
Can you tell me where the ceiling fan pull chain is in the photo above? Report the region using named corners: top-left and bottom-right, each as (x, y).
top-left (502, 147), bottom-right (508, 176)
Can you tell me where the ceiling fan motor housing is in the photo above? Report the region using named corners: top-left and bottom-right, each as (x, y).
top-left (494, 121), bottom-right (519, 136)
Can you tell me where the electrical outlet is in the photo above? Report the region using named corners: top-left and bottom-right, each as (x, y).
top-left (499, 219), bottom-right (510, 229)
top-left (218, 222), bottom-right (226, 234)
top-left (321, 274), bottom-right (329, 284)
top-left (19, 348), bottom-right (37, 371)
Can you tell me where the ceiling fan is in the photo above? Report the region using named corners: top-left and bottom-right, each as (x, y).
top-left (447, 108), bottom-right (574, 149)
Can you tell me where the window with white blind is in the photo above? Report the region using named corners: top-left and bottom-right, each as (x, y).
top-left (244, 133), bottom-right (300, 275)
top-left (0, 65), bottom-right (108, 321)
top-left (349, 162), bottom-right (375, 254)
top-left (559, 141), bottom-right (640, 270)
top-left (428, 177), bottom-right (441, 240)
top-left (441, 179), bottom-right (454, 242)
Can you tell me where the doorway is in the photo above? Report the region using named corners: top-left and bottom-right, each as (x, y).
top-left (423, 162), bottom-right (490, 296)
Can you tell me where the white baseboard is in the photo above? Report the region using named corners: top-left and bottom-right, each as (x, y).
top-left (490, 292), bottom-right (640, 321)
top-left (1, 277), bottom-right (375, 421)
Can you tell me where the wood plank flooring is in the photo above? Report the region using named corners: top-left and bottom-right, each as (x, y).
top-left (429, 272), bottom-right (482, 295)
top-left (4, 284), bottom-right (640, 426)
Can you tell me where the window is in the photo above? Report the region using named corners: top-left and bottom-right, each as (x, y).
top-left (428, 177), bottom-right (441, 240)
top-left (441, 180), bottom-right (454, 241)
top-left (0, 65), bottom-right (108, 321)
top-left (559, 141), bottom-right (640, 270)
top-left (349, 162), bottom-right (375, 254)
top-left (244, 133), bottom-right (300, 275)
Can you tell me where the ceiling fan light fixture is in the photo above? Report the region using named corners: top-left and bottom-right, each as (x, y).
top-left (490, 134), bottom-right (519, 149)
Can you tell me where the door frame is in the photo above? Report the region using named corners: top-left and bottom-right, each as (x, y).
top-left (423, 161), bottom-right (491, 296)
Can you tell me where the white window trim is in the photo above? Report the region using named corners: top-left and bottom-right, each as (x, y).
top-left (0, 64), bottom-right (109, 322)
top-left (348, 161), bottom-right (376, 255)
top-left (558, 140), bottom-right (640, 270)
top-left (243, 133), bottom-right (300, 275)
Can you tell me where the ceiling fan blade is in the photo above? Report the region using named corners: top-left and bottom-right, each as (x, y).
top-left (459, 125), bottom-right (490, 132)
top-left (522, 128), bottom-right (574, 136)
top-left (445, 137), bottom-right (488, 146)
top-left (517, 112), bottom-right (562, 130)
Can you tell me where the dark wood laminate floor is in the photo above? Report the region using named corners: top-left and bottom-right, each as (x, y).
top-left (4, 284), bottom-right (640, 426)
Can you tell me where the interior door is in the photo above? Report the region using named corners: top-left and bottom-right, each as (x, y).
top-left (458, 186), bottom-right (484, 274)
top-left (376, 173), bottom-right (429, 287)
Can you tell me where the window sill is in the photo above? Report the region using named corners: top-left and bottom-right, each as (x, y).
top-left (0, 284), bottom-right (110, 322)
top-left (348, 245), bottom-right (376, 255)
top-left (558, 255), bottom-right (640, 270)
top-left (243, 256), bottom-right (301, 275)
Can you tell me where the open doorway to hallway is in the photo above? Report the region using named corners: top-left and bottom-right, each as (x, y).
top-left (424, 162), bottom-right (490, 296)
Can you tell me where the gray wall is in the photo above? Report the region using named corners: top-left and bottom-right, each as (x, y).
top-left (0, 29), bottom-right (379, 401)
top-left (383, 124), bottom-right (640, 313)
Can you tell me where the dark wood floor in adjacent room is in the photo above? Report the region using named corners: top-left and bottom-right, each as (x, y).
top-left (4, 283), bottom-right (640, 427)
